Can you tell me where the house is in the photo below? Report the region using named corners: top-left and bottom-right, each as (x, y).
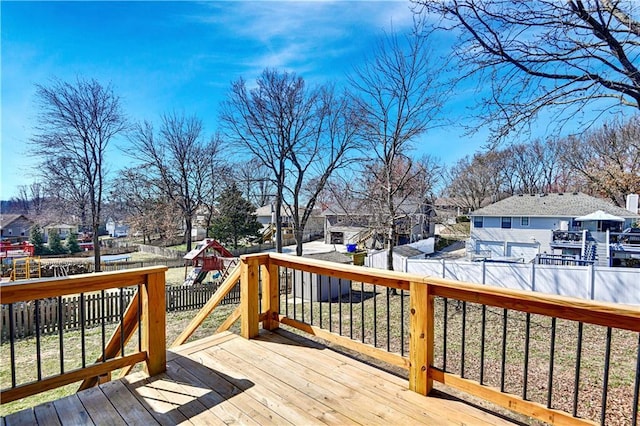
top-left (43, 223), bottom-right (78, 242)
top-left (255, 204), bottom-right (324, 243)
top-left (468, 192), bottom-right (640, 265)
top-left (106, 218), bottom-right (130, 238)
top-left (321, 200), bottom-right (436, 249)
top-left (0, 214), bottom-right (33, 242)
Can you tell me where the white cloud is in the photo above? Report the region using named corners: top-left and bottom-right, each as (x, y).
top-left (189, 1), bottom-right (416, 79)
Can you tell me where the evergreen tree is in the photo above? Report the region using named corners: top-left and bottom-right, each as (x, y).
top-left (48, 229), bottom-right (67, 255)
top-left (210, 183), bottom-right (261, 249)
top-left (66, 231), bottom-right (81, 254)
top-left (30, 224), bottom-right (47, 255)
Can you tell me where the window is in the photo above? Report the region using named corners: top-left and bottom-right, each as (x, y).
top-left (473, 216), bottom-right (483, 228)
top-left (521, 217), bottom-right (529, 226)
top-left (501, 217), bottom-right (512, 229)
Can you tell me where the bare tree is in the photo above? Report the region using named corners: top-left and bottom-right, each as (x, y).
top-left (128, 113), bottom-right (219, 251)
top-left (31, 78), bottom-right (126, 271)
top-left (113, 167), bottom-right (180, 244)
top-left (285, 87), bottom-right (360, 255)
top-left (349, 26), bottom-right (444, 271)
top-left (220, 70), bottom-right (358, 255)
top-left (414, 0), bottom-right (640, 142)
top-left (445, 152), bottom-right (504, 212)
top-left (560, 117), bottom-right (640, 206)
top-left (233, 158), bottom-right (276, 208)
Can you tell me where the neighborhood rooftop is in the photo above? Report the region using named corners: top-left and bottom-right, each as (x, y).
top-left (470, 192), bottom-right (640, 218)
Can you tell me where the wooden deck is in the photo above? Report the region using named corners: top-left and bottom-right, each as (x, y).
top-left (2, 331), bottom-right (523, 425)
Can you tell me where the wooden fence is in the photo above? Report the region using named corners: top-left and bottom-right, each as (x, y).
top-left (1, 283), bottom-right (240, 342)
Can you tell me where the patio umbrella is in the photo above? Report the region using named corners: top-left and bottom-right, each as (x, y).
top-left (574, 210), bottom-right (625, 222)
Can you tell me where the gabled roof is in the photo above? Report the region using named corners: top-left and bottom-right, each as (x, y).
top-left (0, 214), bottom-right (32, 228)
top-left (470, 193), bottom-right (639, 218)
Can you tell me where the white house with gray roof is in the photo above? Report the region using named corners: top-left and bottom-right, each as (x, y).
top-left (468, 193), bottom-right (640, 265)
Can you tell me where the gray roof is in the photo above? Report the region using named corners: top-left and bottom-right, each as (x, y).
top-left (0, 214), bottom-right (31, 228)
top-left (471, 193), bottom-right (639, 218)
top-left (392, 245), bottom-right (425, 258)
top-left (303, 251), bottom-right (353, 264)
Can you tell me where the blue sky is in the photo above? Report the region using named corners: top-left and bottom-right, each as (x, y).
top-left (1, 1), bottom-right (485, 200)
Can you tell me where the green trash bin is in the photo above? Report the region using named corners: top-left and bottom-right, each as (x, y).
top-left (352, 251), bottom-right (365, 266)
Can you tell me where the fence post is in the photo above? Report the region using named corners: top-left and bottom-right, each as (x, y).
top-left (261, 258), bottom-right (280, 331)
top-left (141, 271), bottom-right (166, 376)
top-left (240, 255), bottom-right (260, 339)
top-left (409, 280), bottom-right (433, 395)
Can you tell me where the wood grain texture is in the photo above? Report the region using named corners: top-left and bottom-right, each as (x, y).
top-left (170, 264), bottom-right (241, 347)
top-left (0, 266), bottom-right (168, 303)
top-left (76, 386), bottom-right (127, 426)
top-left (32, 402), bottom-right (61, 426)
top-left (430, 368), bottom-right (596, 426)
top-left (53, 393), bottom-right (95, 425)
top-left (4, 330), bottom-right (523, 426)
top-left (240, 256), bottom-right (259, 339)
top-left (278, 315), bottom-right (409, 370)
top-left (142, 271), bottom-right (166, 376)
top-left (409, 280), bottom-right (430, 395)
top-left (261, 262), bottom-right (280, 331)
top-left (1, 352), bottom-right (146, 404)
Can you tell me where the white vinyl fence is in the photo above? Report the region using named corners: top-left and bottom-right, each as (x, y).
top-left (366, 256), bottom-right (640, 305)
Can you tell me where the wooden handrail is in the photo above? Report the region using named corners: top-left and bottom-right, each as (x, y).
top-left (256, 253), bottom-right (640, 332)
top-left (0, 266), bottom-right (167, 303)
top-left (0, 266), bottom-right (168, 403)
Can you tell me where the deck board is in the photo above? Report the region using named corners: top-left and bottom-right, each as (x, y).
top-left (2, 330), bottom-right (524, 425)
top-left (76, 386), bottom-right (126, 426)
top-left (53, 394), bottom-right (94, 426)
top-left (33, 402), bottom-right (62, 426)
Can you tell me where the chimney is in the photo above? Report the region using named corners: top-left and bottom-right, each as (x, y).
top-left (627, 193), bottom-right (639, 214)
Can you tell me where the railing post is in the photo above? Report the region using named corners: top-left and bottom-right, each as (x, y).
top-left (409, 280), bottom-right (433, 395)
top-left (261, 257), bottom-right (280, 331)
top-left (142, 271), bottom-right (166, 376)
top-left (241, 255), bottom-right (260, 339)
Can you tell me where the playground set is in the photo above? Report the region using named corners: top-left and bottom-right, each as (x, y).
top-left (0, 241), bottom-right (41, 281)
top-left (182, 239), bottom-right (238, 286)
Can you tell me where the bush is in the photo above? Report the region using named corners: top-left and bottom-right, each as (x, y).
top-left (48, 230), bottom-right (68, 255)
top-left (30, 225), bottom-right (49, 255)
top-left (66, 233), bottom-right (81, 254)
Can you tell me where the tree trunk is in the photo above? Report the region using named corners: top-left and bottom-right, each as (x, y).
top-left (185, 217), bottom-right (193, 252)
top-left (93, 223), bottom-right (101, 273)
top-left (274, 197), bottom-right (283, 253)
top-left (387, 223), bottom-right (397, 295)
top-left (295, 228), bottom-right (304, 256)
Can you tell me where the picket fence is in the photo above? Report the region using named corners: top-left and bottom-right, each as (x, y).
top-left (1, 283), bottom-right (240, 342)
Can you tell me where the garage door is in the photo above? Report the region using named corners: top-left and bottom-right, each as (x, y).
top-left (477, 241), bottom-right (504, 258)
top-left (507, 242), bottom-right (538, 262)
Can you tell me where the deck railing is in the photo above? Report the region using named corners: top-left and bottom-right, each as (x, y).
top-left (0, 266), bottom-right (167, 404)
top-left (2, 255), bottom-right (638, 425)
top-left (235, 253), bottom-right (640, 426)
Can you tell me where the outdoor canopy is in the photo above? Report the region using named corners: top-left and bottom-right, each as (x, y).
top-left (574, 210), bottom-right (625, 222)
